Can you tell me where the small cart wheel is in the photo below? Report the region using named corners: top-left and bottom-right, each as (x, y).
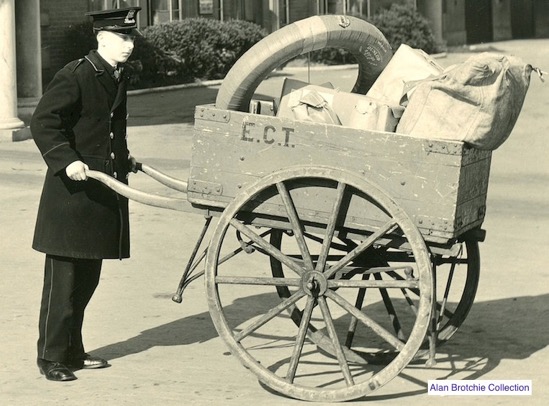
top-left (270, 232), bottom-right (480, 354)
top-left (205, 166), bottom-right (433, 402)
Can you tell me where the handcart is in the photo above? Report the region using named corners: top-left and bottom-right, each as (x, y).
top-left (87, 16), bottom-right (492, 402)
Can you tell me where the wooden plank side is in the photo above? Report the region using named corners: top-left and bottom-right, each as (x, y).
top-left (188, 106), bottom-right (491, 241)
top-left (191, 112), bottom-right (466, 201)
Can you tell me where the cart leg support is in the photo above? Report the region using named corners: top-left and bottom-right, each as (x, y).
top-left (172, 215), bottom-right (212, 303)
top-left (426, 266), bottom-right (438, 367)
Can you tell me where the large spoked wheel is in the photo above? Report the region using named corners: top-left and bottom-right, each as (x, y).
top-left (205, 166), bottom-right (433, 402)
top-left (270, 232), bottom-right (480, 354)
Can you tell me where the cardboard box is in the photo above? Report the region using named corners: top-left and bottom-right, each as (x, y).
top-left (249, 99), bottom-right (275, 116)
top-left (340, 95), bottom-right (404, 132)
top-left (366, 44), bottom-right (444, 105)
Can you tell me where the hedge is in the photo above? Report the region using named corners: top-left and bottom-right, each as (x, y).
top-left (62, 18), bottom-right (267, 89)
top-left (61, 7), bottom-right (436, 88)
top-left (306, 4), bottom-right (438, 66)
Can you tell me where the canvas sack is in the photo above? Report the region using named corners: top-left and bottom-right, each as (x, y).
top-left (396, 52), bottom-right (533, 150)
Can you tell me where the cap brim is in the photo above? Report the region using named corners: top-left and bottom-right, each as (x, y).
top-left (95, 27), bottom-right (142, 37)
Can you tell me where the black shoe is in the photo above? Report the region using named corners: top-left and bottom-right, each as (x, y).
top-left (37, 358), bottom-right (77, 382)
top-left (68, 353), bottom-right (109, 370)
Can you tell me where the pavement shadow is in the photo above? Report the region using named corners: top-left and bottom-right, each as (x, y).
top-left (127, 87), bottom-right (219, 127)
top-left (93, 291), bottom-right (289, 361)
top-left (427, 293), bottom-right (549, 372)
top-left (360, 293), bottom-right (549, 401)
top-left (127, 85), bottom-right (275, 127)
top-left (91, 292), bottom-right (549, 398)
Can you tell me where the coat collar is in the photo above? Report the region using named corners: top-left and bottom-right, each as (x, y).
top-left (84, 50), bottom-right (126, 111)
top-left (84, 50), bottom-right (116, 74)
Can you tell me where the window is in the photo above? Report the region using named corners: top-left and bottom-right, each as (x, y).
top-left (88, 0), bottom-right (141, 11)
top-left (199, 0), bottom-right (214, 15)
top-left (151, 0), bottom-right (182, 24)
top-left (316, 0), bottom-right (370, 18)
top-left (316, 0), bottom-right (340, 15)
top-left (279, 0), bottom-right (289, 26)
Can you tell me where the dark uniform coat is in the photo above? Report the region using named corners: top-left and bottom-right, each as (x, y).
top-left (31, 50), bottom-right (131, 259)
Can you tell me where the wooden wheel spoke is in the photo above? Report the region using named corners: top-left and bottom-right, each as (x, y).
top-left (386, 270), bottom-right (420, 316)
top-left (374, 273), bottom-right (406, 341)
top-left (230, 219), bottom-right (304, 276)
top-left (327, 279), bottom-right (419, 289)
top-left (276, 182), bottom-right (314, 270)
top-left (399, 288), bottom-right (418, 315)
top-left (390, 269), bottom-right (454, 319)
top-left (304, 232), bottom-right (351, 252)
top-left (215, 276), bottom-right (301, 286)
top-left (387, 270), bottom-right (420, 296)
top-left (325, 220), bottom-right (398, 279)
top-left (286, 296), bottom-right (315, 383)
top-left (234, 290), bottom-right (306, 342)
top-left (315, 182), bottom-right (346, 273)
top-left (326, 290), bottom-right (404, 351)
top-left (345, 274), bottom-right (369, 348)
top-left (317, 296), bottom-right (354, 386)
top-left (387, 266), bottom-right (457, 320)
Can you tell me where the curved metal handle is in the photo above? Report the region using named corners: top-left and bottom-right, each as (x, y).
top-left (85, 169), bottom-right (188, 212)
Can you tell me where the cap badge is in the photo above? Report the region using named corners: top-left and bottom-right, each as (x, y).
top-left (124, 10), bottom-right (136, 24)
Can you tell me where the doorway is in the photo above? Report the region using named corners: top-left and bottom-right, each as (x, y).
top-left (465, 0), bottom-right (493, 44)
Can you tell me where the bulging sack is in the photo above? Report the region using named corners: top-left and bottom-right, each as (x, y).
top-left (396, 52), bottom-right (533, 150)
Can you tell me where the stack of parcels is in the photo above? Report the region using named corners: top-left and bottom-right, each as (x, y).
top-left (276, 44), bottom-right (443, 134)
top-left (277, 79), bottom-right (404, 132)
top-left (274, 44), bottom-right (533, 150)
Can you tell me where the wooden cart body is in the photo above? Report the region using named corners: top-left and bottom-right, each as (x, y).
top-left (189, 104), bottom-right (492, 244)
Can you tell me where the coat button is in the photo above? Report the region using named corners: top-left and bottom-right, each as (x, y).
top-left (110, 112), bottom-right (114, 118)
top-left (113, 172), bottom-right (118, 179)
top-left (110, 152), bottom-right (115, 159)
top-left (110, 132), bottom-right (114, 139)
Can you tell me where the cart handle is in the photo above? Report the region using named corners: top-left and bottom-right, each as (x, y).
top-left (135, 162), bottom-right (188, 193)
top-left (85, 166), bottom-right (188, 212)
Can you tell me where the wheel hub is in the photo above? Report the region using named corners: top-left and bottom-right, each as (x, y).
top-left (301, 270), bottom-right (328, 297)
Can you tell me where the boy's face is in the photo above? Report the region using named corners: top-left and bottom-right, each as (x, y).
top-left (97, 30), bottom-right (136, 64)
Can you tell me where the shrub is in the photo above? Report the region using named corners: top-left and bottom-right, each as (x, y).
top-left (61, 18), bottom-right (267, 88)
top-left (144, 18), bottom-right (266, 80)
top-left (303, 4), bottom-right (438, 66)
top-left (369, 4), bottom-right (438, 54)
top-left (62, 21), bottom-right (188, 89)
top-left (306, 47), bottom-right (357, 66)
top-left (63, 21), bottom-right (98, 62)
top-left (128, 32), bottom-right (191, 88)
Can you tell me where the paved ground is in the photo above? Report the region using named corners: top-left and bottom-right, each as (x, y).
top-left (1, 39), bottom-right (548, 405)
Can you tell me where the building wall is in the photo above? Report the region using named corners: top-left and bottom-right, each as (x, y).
top-left (492, 0), bottom-right (512, 41)
top-left (33, 0), bottom-right (549, 88)
top-left (40, 0), bottom-right (89, 82)
top-left (442, 0), bottom-right (466, 46)
top-left (534, 0), bottom-right (549, 37)
top-left (288, 0), bottom-right (314, 24)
